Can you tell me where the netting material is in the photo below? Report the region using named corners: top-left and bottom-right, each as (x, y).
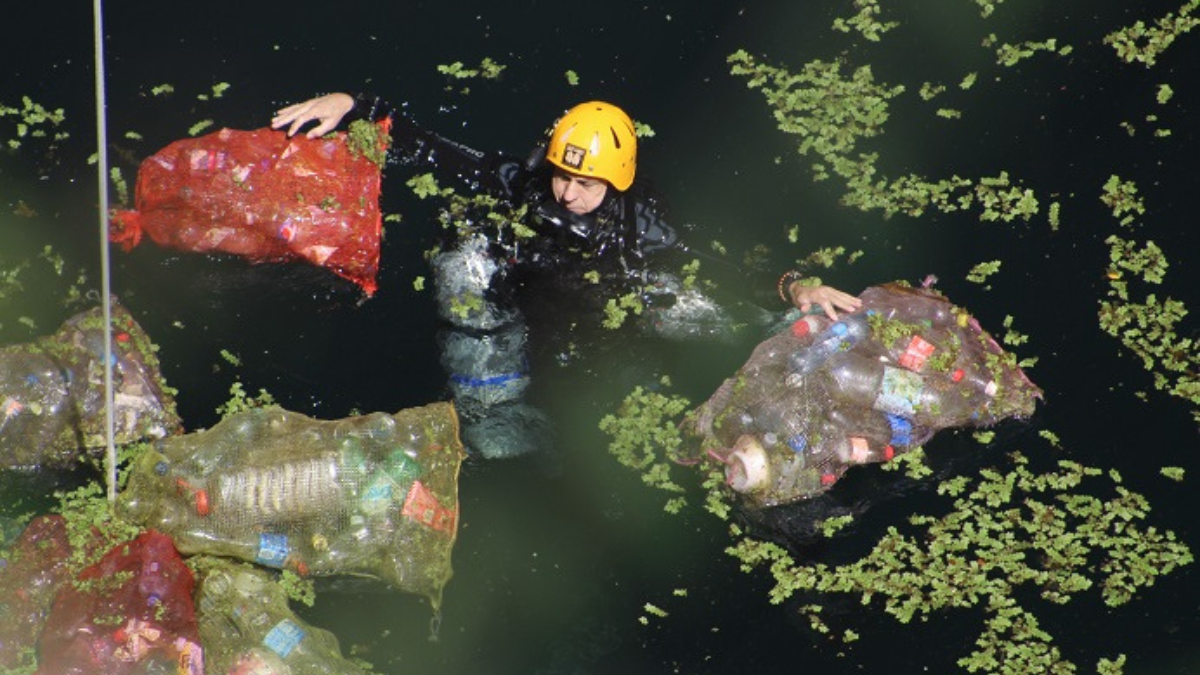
top-left (0, 300), bottom-right (181, 469)
top-left (118, 402), bottom-right (464, 608)
top-left (109, 122), bottom-right (389, 296)
top-left (684, 283), bottom-right (1042, 508)
top-left (196, 559), bottom-right (370, 675)
top-left (35, 530), bottom-right (204, 675)
top-left (0, 516), bottom-right (73, 671)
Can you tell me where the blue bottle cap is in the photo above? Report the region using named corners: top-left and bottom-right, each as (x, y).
top-left (786, 435), bottom-right (808, 454)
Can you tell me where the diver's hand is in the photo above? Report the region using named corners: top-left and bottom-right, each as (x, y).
top-left (272, 93), bottom-right (355, 138)
top-left (789, 283), bottom-right (862, 321)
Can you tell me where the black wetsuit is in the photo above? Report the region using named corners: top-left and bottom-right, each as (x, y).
top-left (348, 95), bottom-right (747, 457)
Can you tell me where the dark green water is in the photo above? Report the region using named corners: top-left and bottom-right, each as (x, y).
top-left (3, 1), bottom-right (1197, 674)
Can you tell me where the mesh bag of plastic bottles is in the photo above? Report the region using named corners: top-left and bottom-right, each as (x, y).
top-left (683, 282), bottom-right (1042, 508)
top-left (196, 558), bottom-right (371, 675)
top-left (0, 516), bottom-right (74, 671)
top-left (0, 299), bottom-right (181, 469)
top-left (35, 530), bottom-right (204, 675)
top-left (118, 402), bottom-right (464, 607)
top-left (109, 120), bottom-right (391, 296)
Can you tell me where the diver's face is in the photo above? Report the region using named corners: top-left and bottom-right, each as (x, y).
top-left (551, 168), bottom-right (608, 215)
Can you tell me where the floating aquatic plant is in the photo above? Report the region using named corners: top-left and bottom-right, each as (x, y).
top-left (728, 52), bottom-right (1042, 224)
top-left (1097, 177), bottom-right (1197, 419)
top-left (187, 119), bottom-right (213, 137)
top-left (1104, 0), bottom-right (1200, 67)
top-left (0, 96), bottom-right (67, 149)
top-left (723, 451), bottom-right (1192, 673)
top-left (598, 382), bottom-right (691, 512)
top-left (994, 38), bottom-right (1071, 67)
top-left (966, 261), bottom-right (1001, 285)
top-left (831, 0), bottom-right (898, 43)
top-left (971, 0), bottom-right (1007, 19)
top-left (347, 119), bottom-right (391, 167)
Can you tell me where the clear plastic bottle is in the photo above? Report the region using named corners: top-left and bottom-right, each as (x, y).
top-left (828, 406), bottom-right (917, 449)
top-left (824, 351), bottom-right (980, 424)
top-left (213, 453), bottom-right (344, 528)
top-left (788, 312), bottom-right (872, 375)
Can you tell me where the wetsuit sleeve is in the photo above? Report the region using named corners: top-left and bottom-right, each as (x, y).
top-left (345, 93), bottom-right (521, 199)
top-left (632, 199), bottom-right (680, 254)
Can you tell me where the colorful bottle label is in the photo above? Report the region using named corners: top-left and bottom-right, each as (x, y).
top-left (898, 335), bottom-right (936, 371)
top-left (885, 413), bottom-right (913, 446)
top-left (402, 481), bottom-right (457, 534)
top-left (874, 366), bottom-right (924, 417)
top-left (849, 437), bottom-right (871, 463)
top-left (255, 533), bottom-right (289, 568)
top-left (263, 619), bottom-right (306, 659)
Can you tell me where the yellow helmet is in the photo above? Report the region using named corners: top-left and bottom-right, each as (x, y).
top-left (545, 101), bottom-right (637, 191)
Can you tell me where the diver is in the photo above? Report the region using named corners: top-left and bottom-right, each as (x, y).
top-left (272, 93), bottom-right (860, 458)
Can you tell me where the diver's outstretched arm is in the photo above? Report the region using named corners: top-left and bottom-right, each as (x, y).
top-left (271, 92), bottom-right (356, 139)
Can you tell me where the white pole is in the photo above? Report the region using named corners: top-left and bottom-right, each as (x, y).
top-left (93, 0), bottom-right (117, 503)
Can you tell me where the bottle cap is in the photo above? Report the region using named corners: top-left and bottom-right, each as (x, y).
top-left (790, 319), bottom-right (811, 338)
top-left (786, 434), bottom-right (808, 454)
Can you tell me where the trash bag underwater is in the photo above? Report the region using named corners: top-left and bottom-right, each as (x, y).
top-left (109, 121), bottom-right (390, 296)
top-left (196, 558), bottom-right (371, 675)
top-left (0, 516), bottom-right (74, 671)
top-left (682, 282), bottom-right (1042, 508)
top-left (35, 530), bottom-right (204, 675)
top-left (118, 402), bottom-right (464, 608)
top-left (0, 299), bottom-right (181, 469)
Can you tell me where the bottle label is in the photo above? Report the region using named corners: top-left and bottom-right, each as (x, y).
top-left (898, 335), bottom-right (936, 371)
top-left (263, 619), bottom-right (306, 659)
top-left (401, 481), bottom-right (457, 534)
top-left (256, 533), bottom-right (289, 568)
top-left (885, 413), bottom-right (913, 446)
top-left (874, 366), bottom-right (924, 417)
top-left (849, 437), bottom-right (871, 463)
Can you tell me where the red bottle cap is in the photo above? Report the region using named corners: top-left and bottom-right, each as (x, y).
top-left (790, 319), bottom-right (811, 338)
top-left (883, 445), bottom-right (895, 461)
top-left (952, 369), bottom-right (965, 382)
top-left (820, 473), bottom-right (837, 486)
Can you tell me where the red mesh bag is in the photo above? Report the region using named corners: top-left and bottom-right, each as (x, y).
top-left (0, 516), bottom-right (74, 671)
top-left (36, 530), bottom-right (204, 675)
top-left (110, 120), bottom-right (390, 296)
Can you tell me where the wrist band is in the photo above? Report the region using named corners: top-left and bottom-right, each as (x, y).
top-left (777, 270), bottom-right (804, 304)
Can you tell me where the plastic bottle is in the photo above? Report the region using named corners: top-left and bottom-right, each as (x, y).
top-left (788, 312), bottom-right (872, 375)
top-left (725, 435), bottom-right (770, 493)
top-left (824, 352), bottom-right (980, 424)
top-left (830, 434), bottom-right (895, 464)
top-left (228, 647), bottom-right (292, 675)
top-left (954, 367), bottom-right (999, 398)
top-left (213, 453), bottom-right (343, 526)
top-left (828, 406), bottom-right (915, 449)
